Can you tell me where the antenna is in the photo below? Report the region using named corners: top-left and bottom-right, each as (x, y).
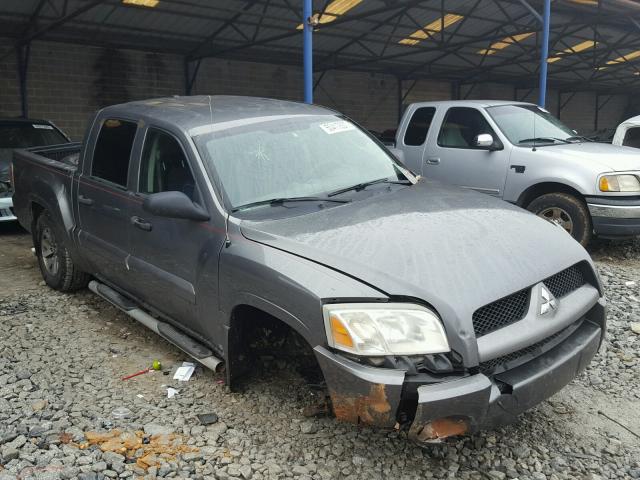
top-left (208, 95), bottom-right (232, 247)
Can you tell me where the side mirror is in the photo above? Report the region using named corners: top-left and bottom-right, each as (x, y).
top-left (143, 191), bottom-right (209, 222)
top-left (475, 133), bottom-right (501, 151)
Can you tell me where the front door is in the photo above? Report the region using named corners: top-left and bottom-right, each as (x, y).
top-left (423, 107), bottom-right (510, 197)
top-left (126, 126), bottom-right (218, 338)
top-left (76, 118), bottom-right (138, 287)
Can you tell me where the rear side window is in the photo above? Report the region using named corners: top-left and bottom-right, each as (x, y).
top-left (438, 107), bottom-right (495, 149)
top-left (404, 107), bottom-right (436, 146)
top-left (623, 127), bottom-right (640, 148)
top-left (91, 119), bottom-right (137, 187)
top-left (139, 128), bottom-right (197, 201)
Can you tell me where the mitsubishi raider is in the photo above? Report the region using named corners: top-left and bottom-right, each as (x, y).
top-left (12, 96), bottom-right (606, 442)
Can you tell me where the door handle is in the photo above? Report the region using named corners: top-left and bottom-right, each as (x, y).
top-left (426, 157), bottom-right (441, 165)
top-left (131, 216), bottom-right (153, 232)
top-left (78, 195), bottom-right (94, 206)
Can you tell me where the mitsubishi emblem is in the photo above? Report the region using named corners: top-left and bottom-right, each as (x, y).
top-left (539, 284), bottom-right (558, 315)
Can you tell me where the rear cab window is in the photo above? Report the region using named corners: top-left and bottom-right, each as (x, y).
top-left (0, 122), bottom-right (68, 148)
top-left (404, 107), bottom-right (436, 146)
top-left (437, 107), bottom-right (497, 149)
top-left (91, 119), bottom-right (137, 188)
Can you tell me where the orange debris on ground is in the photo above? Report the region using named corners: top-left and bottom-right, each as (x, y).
top-left (78, 429), bottom-right (198, 470)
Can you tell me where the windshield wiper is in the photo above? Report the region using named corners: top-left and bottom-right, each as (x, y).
top-left (518, 137), bottom-right (572, 145)
top-left (232, 196), bottom-right (351, 212)
top-left (328, 178), bottom-right (412, 197)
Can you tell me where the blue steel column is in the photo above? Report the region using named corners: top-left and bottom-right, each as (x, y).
top-left (538, 0), bottom-right (551, 107)
top-left (303, 0), bottom-right (313, 104)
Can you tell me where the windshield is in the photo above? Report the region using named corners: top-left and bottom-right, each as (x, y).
top-left (487, 104), bottom-right (578, 146)
top-left (0, 122), bottom-right (68, 148)
top-left (194, 115), bottom-right (408, 210)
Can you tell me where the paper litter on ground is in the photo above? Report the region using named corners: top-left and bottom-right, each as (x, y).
top-left (173, 362), bottom-right (196, 382)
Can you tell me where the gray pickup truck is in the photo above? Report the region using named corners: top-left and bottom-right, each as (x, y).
top-left (12, 96), bottom-right (606, 442)
top-left (395, 100), bottom-right (640, 246)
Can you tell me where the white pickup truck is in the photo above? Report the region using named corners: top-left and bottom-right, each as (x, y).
top-left (393, 100), bottom-right (640, 246)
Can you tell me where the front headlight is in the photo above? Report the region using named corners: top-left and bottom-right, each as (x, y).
top-left (599, 174), bottom-right (640, 192)
top-left (323, 303), bottom-right (449, 356)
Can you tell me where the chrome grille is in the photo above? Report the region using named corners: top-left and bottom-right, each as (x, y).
top-left (472, 264), bottom-right (587, 338)
top-left (472, 289), bottom-right (529, 337)
top-left (543, 265), bottom-right (585, 299)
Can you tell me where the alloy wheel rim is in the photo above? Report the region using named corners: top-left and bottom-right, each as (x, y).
top-left (538, 207), bottom-right (574, 234)
top-left (40, 227), bottom-right (59, 275)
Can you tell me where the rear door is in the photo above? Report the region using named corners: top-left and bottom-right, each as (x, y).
top-left (76, 118), bottom-right (138, 286)
top-left (423, 107), bottom-right (511, 196)
top-left (399, 106), bottom-right (436, 173)
top-left (126, 126), bottom-right (216, 337)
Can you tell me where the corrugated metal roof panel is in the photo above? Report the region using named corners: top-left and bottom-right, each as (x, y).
top-left (0, 0), bottom-right (638, 89)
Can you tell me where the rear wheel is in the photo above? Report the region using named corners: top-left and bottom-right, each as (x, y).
top-left (527, 193), bottom-right (592, 246)
top-left (35, 211), bottom-right (89, 291)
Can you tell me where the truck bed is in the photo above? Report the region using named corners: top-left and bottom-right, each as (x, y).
top-left (20, 142), bottom-right (82, 167)
top-left (11, 142), bottom-right (82, 232)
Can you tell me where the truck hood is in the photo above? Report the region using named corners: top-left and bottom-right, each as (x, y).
top-left (239, 180), bottom-right (591, 348)
top-left (533, 141), bottom-right (640, 171)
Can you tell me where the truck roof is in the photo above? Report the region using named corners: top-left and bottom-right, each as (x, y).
top-left (407, 99), bottom-right (534, 109)
top-left (100, 96), bottom-right (337, 134)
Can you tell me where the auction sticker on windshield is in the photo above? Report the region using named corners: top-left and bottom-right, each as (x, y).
top-left (319, 120), bottom-right (356, 135)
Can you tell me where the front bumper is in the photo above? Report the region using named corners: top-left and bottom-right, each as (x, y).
top-left (314, 304), bottom-right (604, 439)
top-left (587, 196), bottom-right (640, 237)
top-left (0, 196), bottom-right (16, 222)
top-left (408, 319), bottom-right (601, 441)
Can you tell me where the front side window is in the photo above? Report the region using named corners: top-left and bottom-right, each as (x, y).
top-left (487, 104), bottom-right (577, 146)
top-left (91, 119), bottom-right (137, 187)
top-left (139, 128), bottom-right (197, 200)
top-left (438, 107), bottom-right (496, 149)
top-left (194, 115), bottom-right (407, 210)
top-left (404, 107), bottom-right (436, 146)
top-left (623, 127), bottom-right (640, 148)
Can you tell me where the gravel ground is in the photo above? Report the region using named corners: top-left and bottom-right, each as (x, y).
top-left (1, 223), bottom-right (639, 480)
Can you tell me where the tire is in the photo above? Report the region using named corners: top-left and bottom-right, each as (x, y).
top-left (526, 193), bottom-right (592, 247)
top-left (35, 211), bottom-right (90, 292)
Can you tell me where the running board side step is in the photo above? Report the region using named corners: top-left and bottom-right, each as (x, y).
top-left (88, 280), bottom-right (223, 372)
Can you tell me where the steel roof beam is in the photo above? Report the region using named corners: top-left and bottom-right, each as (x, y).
top-left (18, 0), bottom-right (106, 46)
top-left (191, 0), bottom-right (433, 60)
top-left (189, 0), bottom-right (259, 57)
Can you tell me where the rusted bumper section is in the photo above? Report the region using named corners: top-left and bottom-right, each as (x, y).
top-left (314, 346), bottom-right (404, 428)
top-left (409, 320), bottom-right (602, 443)
top-left (314, 319), bottom-right (602, 440)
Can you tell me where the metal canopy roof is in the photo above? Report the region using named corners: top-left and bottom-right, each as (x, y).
top-left (2, 0), bottom-right (640, 93)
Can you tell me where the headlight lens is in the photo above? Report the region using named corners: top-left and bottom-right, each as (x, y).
top-left (599, 174), bottom-right (640, 192)
top-left (323, 303), bottom-right (449, 356)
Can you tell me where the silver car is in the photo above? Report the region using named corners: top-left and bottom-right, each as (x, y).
top-left (396, 100), bottom-right (640, 246)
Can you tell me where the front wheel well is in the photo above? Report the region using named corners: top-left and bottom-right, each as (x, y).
top-left (517, 182), bottom-right (584, 208)
top-left (226, 305), bottom-right (324, 389)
